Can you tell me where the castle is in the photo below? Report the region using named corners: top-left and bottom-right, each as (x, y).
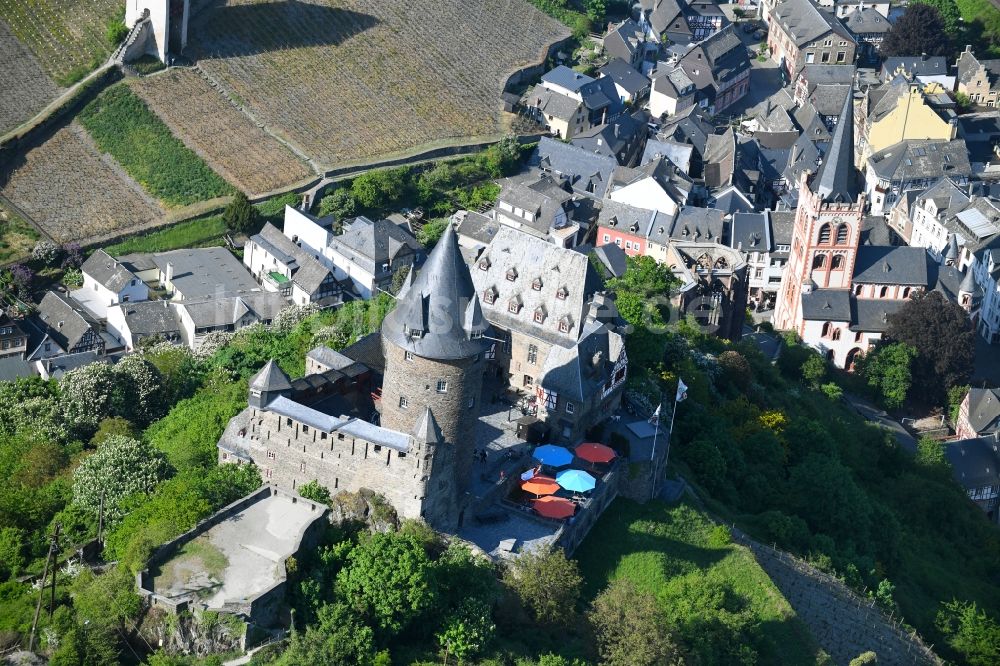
top-left (217, 226), bottom-right (491, 531)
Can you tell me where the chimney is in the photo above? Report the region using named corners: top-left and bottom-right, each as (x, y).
top-left (921, 53), bottom-right (927, 61)
top-left (165, 261), bottom-right (174, 285)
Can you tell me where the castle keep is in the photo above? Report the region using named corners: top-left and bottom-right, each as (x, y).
top-left (217, 227), bottom-right (487, 530)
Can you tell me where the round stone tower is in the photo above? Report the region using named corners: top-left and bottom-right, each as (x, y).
top-left (380, 225), bottom-right (489, 526)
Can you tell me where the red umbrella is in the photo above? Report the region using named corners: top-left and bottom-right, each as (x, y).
top-left (532, 496), bottom-right (576, 519)
top-left (521, 475), bottom-right (560, 496)
top-left (575, 442), bottom-right (617, 464)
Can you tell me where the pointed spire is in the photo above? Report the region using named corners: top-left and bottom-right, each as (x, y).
top-left (250, 360), bottom-right (292, 392)
top-left (382, 224), bottom-right (489, 360)
top-left (944, 233), bottom-right (960, 263)
top-left (959, 265), bottom-right (977, 294)
top-left (412, 407), bottom-right (443, 445)
top-left (813, 90), bottom-right (857, 203)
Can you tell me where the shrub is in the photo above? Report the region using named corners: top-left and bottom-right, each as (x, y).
top-left (71, 435), bottom-right (171, 525)
top-left (106, 10), bottom-right (128, 47)
top-left (223, 191), bottom-right (258, 232)
top-left (298, 480), bottom-right (332, 505)
top-left (502, 546), bottom-right (582, 628)
top-left (31, 241), bottom-right (61, 265)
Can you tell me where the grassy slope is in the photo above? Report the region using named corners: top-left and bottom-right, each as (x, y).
top-left (105, 215), bottom-right (228, 256)
top-left (0, 205), bottom-right (40, 264)
top-left (79, 84), bottom-right (233, 208)
top-left (956, 0), bottom-right (1000, 57)
top-left (575, 499), bottom-right (820, 665)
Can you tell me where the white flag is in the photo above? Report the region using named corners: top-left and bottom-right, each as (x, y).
top-left (649, 403), bottom-right (661, 425)
top-left (676, 378), bottom-right (688, 403)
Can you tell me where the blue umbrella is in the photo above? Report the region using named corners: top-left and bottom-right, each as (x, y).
top-left (533, 444), bottom-right (574, 468)
top-left (556, 469), bottom-right (597, 493)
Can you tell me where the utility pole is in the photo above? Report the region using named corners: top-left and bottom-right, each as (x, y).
top-left (97, 491), bottom-right (105, 545)
top-left (28, 522), bottom-right (60, 652)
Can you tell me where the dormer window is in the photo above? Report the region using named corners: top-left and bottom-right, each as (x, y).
top-left (532, 277), bottom-right (543, 291)
top-left (407, 327), bottom-right (424, 339)
top-left (556, 287), bottom-right (568, 300)
top-left (534, 306), bottom-right (546, 324)
top-left (479, 257), bottom-right (490, 271)
top-left (558, 316), bottom-right (572, 333)
top-left (506, 268), bottom-right (518, 282)
top-left (484, 286), bottom-right (497, 304)
top-left (509, 297), bottom-right (522, 314)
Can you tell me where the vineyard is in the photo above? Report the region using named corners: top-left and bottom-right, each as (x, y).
top-left (0, 19), bottom-right (61, 135)
top-left (130, 69), bottom-right (314, 196)
top-left (183, 0), bottom-right (568, 170)
top-left (0, 0), bottom-right (121, 85)
top-left (0, 122), bottom-right (163, 243)
top-left (79, 83), bottom-right (234, 207)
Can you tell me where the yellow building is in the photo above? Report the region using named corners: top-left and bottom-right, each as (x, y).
top-left (857, 78), bottom-right (956, 167)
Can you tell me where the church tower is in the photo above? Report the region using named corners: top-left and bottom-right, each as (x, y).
top-left (380, 225), bottom-right (489, 527)
top-left (774, 92), bottom-right (866, 334)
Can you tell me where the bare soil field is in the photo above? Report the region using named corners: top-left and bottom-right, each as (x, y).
top-left (130, 69), bottom-right (314, 196)
top-left (0, 122), bottom-right (163, 242)
top-left (182, 0), bottom-right (568, 171)
top-left (0, 0), bottom-right (120, 85)
top-left (0, 19), bottom-right (61, 135)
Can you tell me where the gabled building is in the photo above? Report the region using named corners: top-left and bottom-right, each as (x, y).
top-left (603, 18), bottom-right (659, 70)
top-left (0, 313), bottom-right (28, 359)
top-left (527, 66), bottom-right (625, 140)
top-left (857, 76), bottom-right (958, 167)
top-left (175, 292), bottom-right (287, 349)
top-left (945, 437), bottom-right (1000, 522)
top-left (729, 212), bottom-right (773, 301)
top-left (677, 25), bottom-right (751, 114)
top-left (768, 0), bottom-right (856, 77)
top-left (469, 226), bottom-right (625, 441)
top-left (530, 137), bottom-right (619, 196)
top-left (842, 7), bottom-right (889, 64)
top-left (649, 65), bottom-right (696, 119)
top-left (598, 58), bottom-right (651, 104)
top-left (864, 139), bottom-right (972, 215)
top-left (957, 388), bottom-right (1000, 440)
top-left (880, 55), bottom-right (952, 88)
top-left (28, 291), bottom-right (105, 360)
top-left (957, 46), bottom-right (1000, 109)
top-left (570, 111), bottom-right (649, 167)
top-left (74, 249), bottom-right (148, 320)
top-left (106, 300), bottom-right (183, 351)
top-left (595, 199), bottom-right (674, 257)
top-left (493, 173), bottom-right (581, 247)
top-left (244, 223), bottom-right (340, 305)
top-left (607, 155), bottom-right (693, 215)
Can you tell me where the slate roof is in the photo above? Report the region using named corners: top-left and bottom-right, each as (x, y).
top-left (852, 246), bottom-right (929, 285)
top-left (810, 83), bottom-right (851, 117)
top-left (793, 101), bottom-right (832, 144)
top-left (881, 55), bottom-right (949, 81)
top-left (867, 140), bottom-right (973, 183)
top-left (0, 356), bottom-right (34, 382)
top-left (800, 64), bottom-right (856, 88)
top-left (668, 206), bottom-right (727, 243)
top-left (965, 388), bottom-right (1000, 435)
top-left (704, 128), bottom-right (736, 189)
top-left (801, 288), bottom-right (852, 321)
top-left (251, 359), bottom-right (293, 393)
top-left (812, 91), bottom-right (857, 202)
top-left (526, 85), bottom-right (581, 122)
top-left (454, 211), bottom-right (500, 247)
top-left (597, 199), bottom-right (674, 239)
top-left (252, 223), bottom-right (334, 294)
top-left (531, 137), bottom-right (618, 195)
top-left (711, 186), bottom-right (754, 215)
top-left (266, 395), bottom-right (410, 451)
top-left (599, 58), bottom-right (650, 97)
top-left (843, 7), bottom-right (890, 34)
top-left (652, 65), bottom-right (695, 100)
top-left (571, 112), bottom-right (647, 164)
top-left (659, 105), bottom-right (713, 158)
top-left (958, 112), bottom-right (1000, 143)
top-left (603, 19), bottom-right (647, 63)
top-left (946, 437), bottom-right (1000, 490)
top-left (35, 291), bottom-right (98, 351)
top-left (540, 319), bottom-right (625, 402)
top-left (153, 247), bottom-right (260, 300)
top-left (644, 0), bottom-right (687, 35)
top-left (678, 25), bottom-right (750, 103)
top-left (180, 291), bottom-right (287, 328)
top-left (771, 0), bottom-right (855, 48)
top-left (81, 249), bottom-right (140, 293)
top-left (330, 216), bottom-right (422, 279)
top-left (782, 133), bottom-right (822, 205)
top-left (112, 300), bottom-right (182, 337)
top-left (382, 225), bottom-right (489, 360)
top-left (957, 49), bottom-right (1000, 88)
top-left (730, 212), bottom-right (771, 252)
top-left (592, 243), bottom-right (629, 278)
top-left (496, 174), bottom-right (573, 236)
top-left (542, 65), bottom-right (595, 93)
top-left (860, 215), bottom-right (893, 246)
top-left (642, 138), bottom-right (694, 173)
top-left (470, 226), bottom-right (602, 347)
top-left (850, 298), bottom-right (907, 332)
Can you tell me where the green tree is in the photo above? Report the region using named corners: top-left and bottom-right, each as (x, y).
top-left (223, 191), bottom-right (258, 232)
top-left (858, 342), bottom-right (917, 410)
top-left (912, 0), bottom-right (961, 35)
top-left (916, 436), bottom-right (946, 468)
top-left (879, 4), bottom-right (951, 58)
top-left (607, 255), bottom-right (677, 329)
top-left (886, 290), bottom-right (975, 404)
top-left (849, 652), bottom-right (878, 666)
top-left (318, 188), bottom-right (357, 221)
top-left (502, 545), bottom-right (582, 627)
top-left (274, 602), bottom-right (376, 666)
top-left (336, 532), bottom-right (438, 636)
top-left (71, 435), bottom-right (171, 525)
top-left (417, 218), bottom-right (450, 249)
top-left (350, 168), bottom-right (410, 210)
top-left (297, 480), bottom-right (332, 505)
top-left (437, 598), bottom-right (495, 663)
top-left (112, 353), bottom-right (168, 426)
top-left (588, 578), bottom-right (682, 666)
top-left (801, 354), bottom-right (826, 388)
top-left (0, 527), bottom-right (25, 580)
top-left (585, 0), bottom-right (607, 23)
top-left (935, 600), bottom-right (1000, 665)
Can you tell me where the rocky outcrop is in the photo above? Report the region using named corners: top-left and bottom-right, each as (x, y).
top-left (138, 606), bottom-right (246, 657)
top-left (328, 488), bottom-right (399, 533)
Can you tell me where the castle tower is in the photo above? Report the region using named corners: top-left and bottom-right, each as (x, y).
top-left (125, 0), bottom-right (189, 64)
top-left (774, 91), bottom-right (866, 334)
top-left (380, 225), bottom-right (489, 527)
top-left (248, 360), bottom-right (292, 409)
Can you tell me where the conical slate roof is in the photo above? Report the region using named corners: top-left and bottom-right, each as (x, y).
top-left (382, 224), bottom-right (489, 360)
top-left (813, 90), bottom-right (857, 203)
top-left (412, 407), bottom-right (443, 444)
top-left (250, 359), bottom-right (293, 392)
top-left (959, 265), bottom-right (977, 294)
top-left (944, 233), bottom-right (960, 263)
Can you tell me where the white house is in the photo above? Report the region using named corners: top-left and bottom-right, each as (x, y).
top-left (106, 300), bottom-right (183, 351)
top-left (174, 292), bottom-right (287, 349)
top-left (73, 249), bottom-right (148, 320)
top-left (649, 65), bottom-right (696, 120)
top-left (244, 223), bottom-right (340, 306)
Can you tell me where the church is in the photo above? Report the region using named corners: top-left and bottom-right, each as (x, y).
top-left (772, 93), bottom-right (976, 369)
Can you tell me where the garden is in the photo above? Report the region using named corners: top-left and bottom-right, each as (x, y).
top-left (182, 0), bottom-right (568, 170)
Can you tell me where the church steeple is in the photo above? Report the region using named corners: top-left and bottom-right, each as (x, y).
top-left (813, 91), bottom-right (857, 203)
